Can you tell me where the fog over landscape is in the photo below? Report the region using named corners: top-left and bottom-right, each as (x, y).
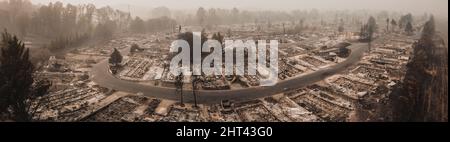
top-left (0, 0), bottom-right (447, 123)
top-left (28, 0), bottom-right (447, 18)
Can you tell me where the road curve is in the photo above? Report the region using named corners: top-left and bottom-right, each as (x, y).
top-left (91, 43), bottom-right (368, 104)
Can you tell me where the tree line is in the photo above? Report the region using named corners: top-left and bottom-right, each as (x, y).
top-left (0, 0), bottom-right (132, 39)
top-left (130, 16), bottom-right (177, 34)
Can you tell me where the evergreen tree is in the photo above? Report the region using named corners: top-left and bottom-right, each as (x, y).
top-left (391, 19), bottom-right (397, 31)
top-left (359, 16), bottom-right (377, 51)
top-left (405, 21), bottom-right (414, 35)
top-left (399, 13), bottom-right (413, 30)
top-left (130, 44), bottom-right (140, 53)
top-left (393, 16), bottom-right (447, 121)
top-left (0, 31), bottom-right (50, 121)
top-left (421, 15), bottom-right (435, 40)
top-left (191, 75), bottom-right (200, 108)
top-left (338, 18), bottom-right (345, 33)
top-left (367, 16), bottom-right (377, 41)
top-left (109, 48), bottom-right (122, 66)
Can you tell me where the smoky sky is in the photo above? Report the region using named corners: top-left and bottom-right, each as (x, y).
top-left (29, 0), bottom-right (448, 17)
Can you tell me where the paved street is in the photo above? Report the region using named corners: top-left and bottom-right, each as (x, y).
top-left (91, 43), bottom-right (369, 104)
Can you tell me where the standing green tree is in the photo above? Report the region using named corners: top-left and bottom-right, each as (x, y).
top-left (391, 19), bottom-right (397, 32)
top-left (421, 15), bottom-right (435, 40)
top-left (393, 16), bottom-right (447, 122)
top-left (367, 16), bottom-right (377, 41)
top-left (130, 16), bottom-right (146, 33)
top-left (196, 7), bottom-right (206, 27)
top-left (399, 13), bottom-right (413, 30)
top-left (130, 44), bottom-right (140, 53)
top-left (108, 48), bottom-right (122, 74)
top-left (405, 21), bottom-right (414, 35)
top-left (0, 31), bottom-right (50, 121)
top-left (359, 16), bottom-right (377, 51)
top-left (367, 16), bottom-right (377, 51)
top-left (109, 48), bottom-right (122, 66)
top-left (359, 16), bottom-right (377, 43)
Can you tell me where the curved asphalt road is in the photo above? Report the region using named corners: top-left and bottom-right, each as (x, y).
top-left (91, 43), bottom-right (368, 104)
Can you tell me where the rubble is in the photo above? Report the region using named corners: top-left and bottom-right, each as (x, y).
top-left (31, 23), bottom-right (419, 122)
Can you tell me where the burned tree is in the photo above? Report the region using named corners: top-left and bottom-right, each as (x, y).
top-left (175, 72), bottom-right (184, 106)
top-left (391, 19), bottom-right (397, 32)
top-left (130, 44), bottom-right (141, 53)
top-left (196, 7), bottom-right (207, 27)
top-left (367, 16), bottom-right (377, 42)
top-left (192, 75), bottom-right (201, 108)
